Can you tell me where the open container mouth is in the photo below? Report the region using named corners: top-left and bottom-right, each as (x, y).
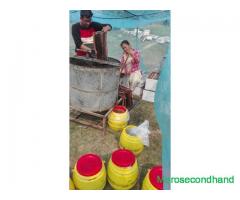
top-left (111, 149), bottom-right (136, 167)
top-left (125, 126), bottom-right (138, 136)
top-left (70, 56), bottom-right (120, 68)
top-left (76, 153), bottom-right (102, 176)
top-left (149, 165), bottom-right (163, 190)
top-left (112, 105), bottom-right (127, 113)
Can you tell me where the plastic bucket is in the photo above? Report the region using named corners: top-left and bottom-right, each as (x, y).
top-left (142, 165), bottom-right (163, 190)
top-left (72, 154), bottom-right (106, 190)
top-left (107, 149), bottom-right (139, 190)
top-left (69, 177), bottom-right (75, 190)
top-left (119, 125), bottom-right (144, 155)
top-left (108, 105), bottom-right (129, 132)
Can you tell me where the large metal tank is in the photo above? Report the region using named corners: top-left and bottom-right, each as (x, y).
top-left (70, 56), bottom-right (120, 112)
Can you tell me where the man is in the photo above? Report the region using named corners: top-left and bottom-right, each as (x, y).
top-left (72, 10), bottom-right (112, 56)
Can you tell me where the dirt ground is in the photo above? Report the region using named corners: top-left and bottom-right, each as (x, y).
top-left (70, 100), bottom-right (162, 189)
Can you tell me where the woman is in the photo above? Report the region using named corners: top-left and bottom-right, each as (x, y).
top-left (119, 40), bottom-right (142, 91)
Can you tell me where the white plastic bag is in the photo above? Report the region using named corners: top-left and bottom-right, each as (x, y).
top-left (127, 120), bottom-right (151, 146)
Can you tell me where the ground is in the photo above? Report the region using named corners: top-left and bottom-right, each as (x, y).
top-left (70, 100), bottom-right (162, 189)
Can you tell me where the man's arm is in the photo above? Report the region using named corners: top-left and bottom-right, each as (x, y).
top-left (91, 22), bottom-right (112, 32)
top-left (72, 23), bottom-right (82, 49)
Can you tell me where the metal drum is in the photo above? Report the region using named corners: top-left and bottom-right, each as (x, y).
top-left (70, 56), bottom-right (120, 112)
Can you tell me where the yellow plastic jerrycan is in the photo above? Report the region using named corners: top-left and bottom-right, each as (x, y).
top-left (142, 165), bottom-right (163, 190)
top-left (108, 105), bottom-right (129, 132)
top-left (119, 125), bottom-right (144, 155)
top-left (69, 177), bottom-right (75, 190)
top-left (107, 149), bottom-right (139, 190)
top-left (72, 153), bottom-right (106, 190)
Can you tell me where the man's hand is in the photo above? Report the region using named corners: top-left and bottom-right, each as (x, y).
top-left (102, 25), bottom-right (111, 32)
top-left (80, 44), bottom-right (92, 52)
top-left (85, 49), bottom-right (96, 58)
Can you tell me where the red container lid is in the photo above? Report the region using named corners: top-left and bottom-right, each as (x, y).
top-left (149, 165), bottom-right (163, 190)
top-left (112, 105), bottom-right (127, 113)
top-left (111, 149), bottom-right (135, 167)
top-left (76, 154), bottom-right (102, 176)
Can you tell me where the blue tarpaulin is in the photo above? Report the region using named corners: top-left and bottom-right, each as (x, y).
top-left (154, 47), bottom-right (171, 189)
top-left (70, 10), bottom-right (170, 28)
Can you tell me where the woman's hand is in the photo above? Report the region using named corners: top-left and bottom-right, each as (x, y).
top-left (80, 44), bottom-right (92, 52)
top-left (126, 68), bottom-right (131, 75)
top-left (126, 48), bottom-right (134, 57)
